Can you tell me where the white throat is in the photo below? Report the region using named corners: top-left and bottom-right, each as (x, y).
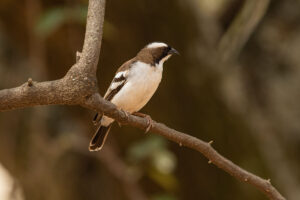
top-left (156, 55), bottom-right (171, 69)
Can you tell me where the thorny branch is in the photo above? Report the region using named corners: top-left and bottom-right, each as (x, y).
top-left (0, 0), bottom-right (286, 199)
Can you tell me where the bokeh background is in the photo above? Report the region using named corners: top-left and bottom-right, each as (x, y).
top-left (0, 0), bottom-right (300, 200)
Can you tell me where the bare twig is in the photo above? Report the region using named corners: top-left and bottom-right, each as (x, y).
top-left (218, 0), bottom-right (270, 62)
top-left (248, 111), bottom-right (300, 200)
top-left (84, 93), bottom-right (285, 200)
top-left (211, 0), bottom-right (299, 199)
top-left (0, 0), bottom-right (286, 199)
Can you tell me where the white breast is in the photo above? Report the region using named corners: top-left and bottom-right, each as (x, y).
top-left (112, 61), bottom-right (163, 113)
top-left (101, 61), bottom-right (165, 127)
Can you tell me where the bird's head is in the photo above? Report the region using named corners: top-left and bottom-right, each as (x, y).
top-left (136, 42), bottom-right (179, 67)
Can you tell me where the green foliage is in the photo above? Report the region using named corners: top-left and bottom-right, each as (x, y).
top-left (35, 6), bottom-right (87, 38)
top-left (128, 136), bottom-right (178, 191)
top-left (147, 168), bottom-right (178, 191)
top-left (127, 136), bottom-right (167, 162)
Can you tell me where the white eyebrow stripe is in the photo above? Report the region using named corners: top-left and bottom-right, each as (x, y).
top-left (147, 42), bottom-right (167, 49)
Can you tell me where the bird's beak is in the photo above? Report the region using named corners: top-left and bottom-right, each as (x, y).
top-left (168, 47), bottom-right (180, 55)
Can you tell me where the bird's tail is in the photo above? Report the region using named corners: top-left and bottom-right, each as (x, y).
top-left (89, 124), bottom-right (112, 151)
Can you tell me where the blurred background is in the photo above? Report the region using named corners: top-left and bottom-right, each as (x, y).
top-left (0, 0), bottom-right (300, 199)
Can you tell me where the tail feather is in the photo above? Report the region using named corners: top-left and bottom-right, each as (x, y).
top-left (89, 124), bottom-right (112, 151)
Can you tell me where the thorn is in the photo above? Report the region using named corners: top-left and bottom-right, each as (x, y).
top-left (266, 179), bottom-right (271, 184)
top-left (208, 140), bottom-right (214, 145)
top-left (266, 189), bottom-right (270, 193)
top-left (244, 178), bottom-right (248, 182)
top-left (27, 78), bottom-right (33, 87)
top-left (208, 160), bottom-right (212, 164)
top-left (179, 142), bottom-right (182, 147)
top-left (76, 51), bottom-right (82, 62)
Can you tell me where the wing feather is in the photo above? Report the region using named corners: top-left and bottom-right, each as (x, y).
top-left (93, 59), bottom-right (135, 125)
top-left (104, 59), bottom-right (135, 101)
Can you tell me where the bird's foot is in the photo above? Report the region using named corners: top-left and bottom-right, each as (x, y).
top-left (118, 109), bottom-right (129, 127)
top-left (132, 112), bottom-right (153, 133)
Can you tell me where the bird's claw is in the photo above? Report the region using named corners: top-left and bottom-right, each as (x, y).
top-left (132, 112), bottom-right (153, 133)
top-left (118, 109), bottom-right (129, 127)
top-left (144, 115), bottom-right (153, 133)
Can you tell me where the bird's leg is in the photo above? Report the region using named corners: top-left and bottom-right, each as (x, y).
top-left (93, 113), bottom-right (102, 126)
top-left (118, 109), bottom-right (129, 127)
top-left (132, 112), bottom-right (153, 133)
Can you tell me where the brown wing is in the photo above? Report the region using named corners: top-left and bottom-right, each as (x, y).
top-left (93, 58), bottom-right (136, 125)
top-left (116, 58), bottom-right (136, 73)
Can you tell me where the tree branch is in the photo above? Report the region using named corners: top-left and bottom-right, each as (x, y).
top-left (69, 0), bottom-right (105, 75)
top-left (218, 0), bottom-right (270, 62)
top-left (0, 80), bottom-right (65, 111)
top-left (0, 0), bottom-right (286, 199)
top-left (84, 93), bottom-right (285, 200)
top-left (0, 0), bottom-right (106, 111)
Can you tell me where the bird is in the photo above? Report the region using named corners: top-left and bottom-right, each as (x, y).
top-left (89, 42), bottom-right (179, 151)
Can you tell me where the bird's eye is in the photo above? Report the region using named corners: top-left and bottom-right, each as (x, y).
top-left (162, 46), bottom-right (171, 57)
top-left (154, 46), bottom-right (173, 64)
